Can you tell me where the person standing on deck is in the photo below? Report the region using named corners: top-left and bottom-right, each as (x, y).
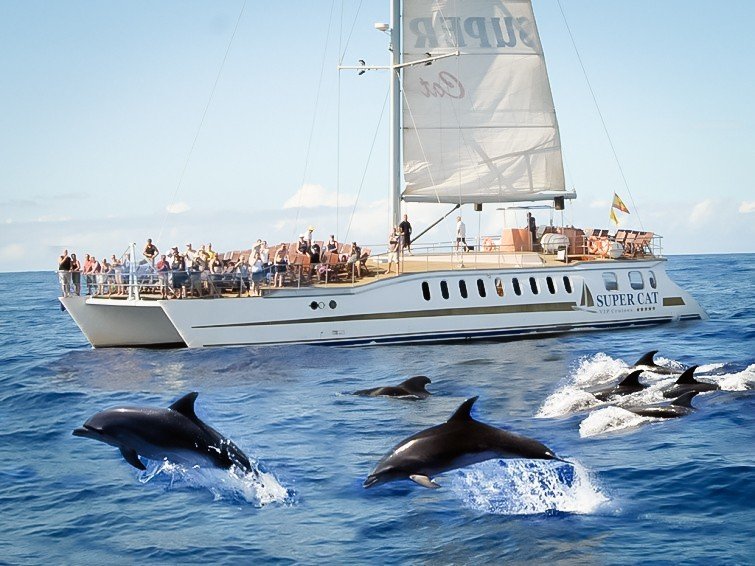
top-left (58, 249), bottom-right (72, 297)
top-left (82, 254), bottom-right (94, 295)
top-left (385, 227), bottom-right (400, 275)
top-left (70, 253), bottom-right (81, 296)
top-left (526, 212), bottom-right (537, 250)
top-left (456, 216), bottom-right (469, 252)
top-left (399, 214), bottom-right (413, 255)
top-left (143, 238), bottom-right (159, 267)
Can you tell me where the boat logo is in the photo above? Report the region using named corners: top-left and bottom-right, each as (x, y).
top-left (408, 16), bottom-right (536, 50)
top-left (418, 71), bottom-right (465, 99)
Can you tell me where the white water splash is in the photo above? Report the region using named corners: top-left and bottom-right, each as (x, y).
top-left (138, 460), bottom-right (292, 507)
top-left (571, 353), bottom-right (630, 387)
top-left (579, 406), bottom-right (652, 438)
top-left (717, 364), bottom-right (755, 391)
top-left (448, 460), bottom-right (608, 515)
top-left (536, 387), bottom-right (601, 418)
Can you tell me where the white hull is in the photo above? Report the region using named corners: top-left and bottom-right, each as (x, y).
top-left (61, 259), bottom-right (706, 348)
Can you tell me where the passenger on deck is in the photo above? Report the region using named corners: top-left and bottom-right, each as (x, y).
top-left (82, 254), bottom-right (94, 295)
top-left (185, 243), bottom-right (197, 267)
top-left (386, 227), bottom-right (400, 275)
top-left (526, 212), bottom-right (538, 249)
top-left (58, 249), bottom-right (72, 297)
top-left (70, 253), bottom-right (81, 296)
top-left (456, 216), bottom-right (469, 252)
top-left (326, 234), bottom-right (338, 253)
top-left (111, 254), bottom-right (124, 295)
top-left (399, 214), bottom-right (413, 254)
top-left (170, 250), bottom-right (187, 298)
top-left (273, 246), bottom-right (288, 288)
top-left (99, 258), bottom-right (111, 295)
top-left (143, 239), bottom-right (159, 266)
top-left (347, 242), bottom-right (362, 278)
top-left (297, 233), bottom-right (310, 254)
top-left (156, 255), bottom-right (170, 299)
top-left (260, 241), bottom-right (269, 266)
top-left (250, 252), bottom-right (265, 296)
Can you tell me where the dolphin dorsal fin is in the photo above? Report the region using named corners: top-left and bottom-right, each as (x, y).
top-left (169, 392), bottom-right (200, 421)
top-left (448, 396), bottom-right (479, 422)
top-left (400, 376), bottom-right (431, 392)
top-left (619, 370), bottom-right (644, 388)
top-left (671, 391), bottom-right (698, 408)
top-left (633, 350), bottom-right (658, 367)
top-left (675, 366), bottom-right (700, 385)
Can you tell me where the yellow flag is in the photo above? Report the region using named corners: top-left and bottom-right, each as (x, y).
top-left (609, 208), bottom-right (619, 225)
top-left (612, 193), bottom-right (630, 214)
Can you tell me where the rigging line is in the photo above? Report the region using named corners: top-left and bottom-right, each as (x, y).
top-left (157, 0), bottom-right (247, 244)
top-left (556, 0), bottom-right (643, 230)
top-left (292, 0), bottom-right (337, 238)
top-left (343, 86), bottom-right (389, 243)
top-left (338, 0), bottom-right (364, 64)
top-left (336, 0), bottom-right (344, 241)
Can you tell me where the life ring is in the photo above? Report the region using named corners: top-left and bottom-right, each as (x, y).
top-left (483, 237), bottom-right (495, 252)
top-left (587, 236), bottom-right (600, 255)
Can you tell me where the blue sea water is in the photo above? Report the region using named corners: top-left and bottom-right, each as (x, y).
top-left (0, 254), bottom-right (753, 564)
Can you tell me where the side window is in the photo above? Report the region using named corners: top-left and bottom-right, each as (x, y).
top-left (421, 281), bottom-right (431, 301)
top-left (477, 279), bottom-right (486, 298)
top-left (648, 270), bottom-right (657, 289)
top-left (563, 276), bottom-right (572, 293)
top-left (459, 279), bottom-right (468, 299)
top-left (529, 277), bottom-right (539, 294)
top-left (512, 278), bottom-right (522, 296)
top-left (440, 280), bottom-right (449, 300)
top-left (546, 276), bottom-right (556, 294)
top-left (628, 271), bottom-right (644, 290)
top-left (603, 272), bottom-right (618, 291)
top-left (494, 277), bottom-right (504, 297)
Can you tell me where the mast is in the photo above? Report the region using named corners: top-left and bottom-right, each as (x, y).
top-left (388, 0), bottom-right (401, 229)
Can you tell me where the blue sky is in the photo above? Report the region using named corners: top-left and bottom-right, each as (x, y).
top-left (1, 0), bottom-right (753, 272)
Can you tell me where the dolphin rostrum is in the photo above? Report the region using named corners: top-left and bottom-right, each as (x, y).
top-left (353, 376), bottom-right (432, 399)
top-left (625, 391), bottom-right (699, 419)
top-left (632, 350), bottom-right (678, 375)
top-left (73, 392), bottom-right (253, 473)
top-left (662, 366), bottom-right (719, 398)
top-left (363, 397), bottom-right (562, 489)
top-left (588, 370), bottom-right (647, 401)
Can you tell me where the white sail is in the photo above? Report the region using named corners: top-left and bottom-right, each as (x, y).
top-left (401, 0), bottom-right (567, 204)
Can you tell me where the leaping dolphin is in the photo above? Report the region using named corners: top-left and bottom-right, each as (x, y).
top-left (625, 391), bottom-right (699, 419)
top-left (588, 370), bottom-right (647, 401)
top-left (353, 376), bottom-right (432, 399)
top-left (73, 392), bottom-right (253, 474)
top-left (632, 350), bottom-right (678, 375)
top-left (363, 397), bottom-right (562, 489)
top-left (662, 366), bottom-right (719, 398)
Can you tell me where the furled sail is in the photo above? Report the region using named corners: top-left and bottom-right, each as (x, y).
top-left (401, 0), bottom-right (568, 204)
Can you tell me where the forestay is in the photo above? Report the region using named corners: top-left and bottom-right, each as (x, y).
top-left (401, 0), bottom-right (567, 204)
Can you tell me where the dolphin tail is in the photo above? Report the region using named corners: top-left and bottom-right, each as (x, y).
top-left (675, 366), bottom-right (700, 385)
top-left (670, 391), bottom-right (699, 408)
top-left (633, 350), bottom-right (658, 367)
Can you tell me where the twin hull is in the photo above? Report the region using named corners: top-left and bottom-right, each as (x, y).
top-left (60, 260), bottom-right (706, 348)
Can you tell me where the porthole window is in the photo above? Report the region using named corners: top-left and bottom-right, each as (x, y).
top-left (649, 270), bottom-right (657, 289)
top-left (477, 278), bottom-right (486, 298)
top-left (628, 271), bottom-right (644, 290)
top-left (603, 272), bottom-right (619, 291)
top-left (459, 280), bottom-right (468, 299)
top-left (494, 277), bottom-right (504, 297)
top-left (421, 281), bottom-right (431, 301)
top-left (512, 278), bottom-right (522, 296)
top-left (546, 276), bottom-right (556, 294)
top-left (563, 276), bottom-right (573, 293)
top-left (440, 280), bottom-right (449, 300)
top-left (529, 277), bottom-right (539, 294)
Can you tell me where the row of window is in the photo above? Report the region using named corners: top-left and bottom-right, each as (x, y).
top-left (421, 275), bottom-right (574, 302)
top-left (603, 270), bottom-right (657, 291)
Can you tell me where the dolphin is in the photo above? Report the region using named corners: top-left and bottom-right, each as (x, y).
top-left (363, 396), bottom-right (562, 489)
top-left (353, 376), bottom-right (432, 399)
top-left (632, 350), bottom-right (678, 375)
top-left (662, 366), bottom-right (719, 398)
top-left (73, 392), bottom-right (253, 473)
top-left (588, 370), bottom-right (647, 401)
top-left (624, 391), bottom-right (699, 419)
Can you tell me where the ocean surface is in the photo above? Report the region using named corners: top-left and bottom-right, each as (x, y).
top-left (1, 254), bottom-right (753, 564)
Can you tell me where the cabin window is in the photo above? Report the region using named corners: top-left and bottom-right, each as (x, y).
top-left (529, 277), bottom-right (539, 294)
top-left (459, 280), bottom-right (468, 299)
top-left (440, 280), bottom-right (449, 300)
top-left (494, 277), bottom-right (504, 297)
top-left (546, 276), bottom-right (556, 294)
top-left (563, 276), bottom-right (573, 293)
top-left (628, 271), bottom-right (644, 290)
top-left (603, 272), bottom-right (619, 291)
top-left (649, 271), bottom-right (657, 289)
top-left (421, 281), bottom-right (431, 301)
top-left (477, 278), bottom-right (486, 298)
top-left (512, 278), bottom-right (522, 296)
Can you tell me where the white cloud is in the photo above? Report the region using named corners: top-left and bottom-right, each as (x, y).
top-left (0, 243), bottom-right (26, 261)
top-left (166, 201), bottom-right (190, 214)
top-left (283, 184), bottom-right (356, 209)
top-left (36, 215), bottom-right (72, 223)
top-left (689, 199), bottom-right (714, 225)
top-left (738, 201), bottom-right (755, 214)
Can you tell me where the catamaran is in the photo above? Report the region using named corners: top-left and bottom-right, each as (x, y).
top-left (59, 0), bottom-right (707, 348)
